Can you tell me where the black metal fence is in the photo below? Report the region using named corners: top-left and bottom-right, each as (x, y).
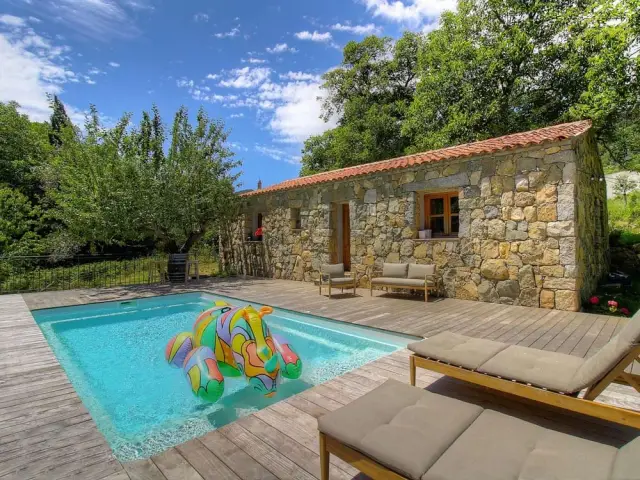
top-left (0, 253), bottom-right (219, 294)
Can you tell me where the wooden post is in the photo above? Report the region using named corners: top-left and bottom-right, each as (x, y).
top-left (319, 432), bottom-right (329, 480)
top-left (409, 355), bottom-right (416, 386)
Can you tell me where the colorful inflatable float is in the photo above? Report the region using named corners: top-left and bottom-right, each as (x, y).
top-left (165, 300), bottom-right (302, 403)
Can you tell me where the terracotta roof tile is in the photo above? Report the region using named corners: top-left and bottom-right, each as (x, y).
top-left (243, 120), bottom-right (591, 197)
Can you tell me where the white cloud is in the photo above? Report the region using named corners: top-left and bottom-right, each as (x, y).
top-left (214, 26), bottom-right (240, 39)
top-left (0, 23), bottom-right (80, 122)
top-left (230, 113), bottom-right (244, 118)
top-left (84, 76), bottom-right (96, 84)
top-left (176, 77), bottom-right (240, 103)
top-left (108, 61), bottom-right (120, 67)
top-left (176, 77), bottom-right (194, 89)
top-left (266, 43), bottom-right (297, 54)
top-left (330, 22), bottom-right (381, 35)
top-left (45, 0), bottom-right (151, 40)
top-left (243, 57), bottom-right (267, 64)
top-left (28, 16), bottom-right (41, 24)
top-left (255, 145), bottom-right (300, 165)
top-left (279, 71), bottom-right (321, 82)
top-left (193, 12), bottom-right (209, 22)
top-left (87, 67), bottom-right (104, 75)
top-left (361, 0), bottom-right (455, 29)
top-left (0, 15), bottom-right (26, 27)
top-left (205, 73), bottom-right (219, 80)
top-left (218, 67), bottom-right (271, 89)
top-left (294, 30), bottom-right (333, 42)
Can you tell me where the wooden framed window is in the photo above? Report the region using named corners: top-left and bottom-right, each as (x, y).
top-left (424, 192), bottom-right (459, 237)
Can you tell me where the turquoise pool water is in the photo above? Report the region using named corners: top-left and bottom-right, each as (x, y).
top-left (33, 292), bottom-right (416, 461)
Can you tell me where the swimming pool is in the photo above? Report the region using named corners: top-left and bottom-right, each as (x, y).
top-left (33, 292), bottom-right (416, 461)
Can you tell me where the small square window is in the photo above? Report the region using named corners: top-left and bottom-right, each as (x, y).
top-left (423, 192), bottom-right (459, 238)
top-left (290, 208), bottom-right (301, 230)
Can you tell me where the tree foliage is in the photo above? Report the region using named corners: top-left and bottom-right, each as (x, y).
top-left (51, 105), bottom-right (241, 253)
top-left (302, 0), bottom-right (640, 173)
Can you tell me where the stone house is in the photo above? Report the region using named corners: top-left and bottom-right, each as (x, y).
top-left (222, 121), bottom-right (608, 311)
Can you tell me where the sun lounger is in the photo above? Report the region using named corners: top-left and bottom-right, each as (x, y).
top-left (407, 310), bottom-right (640, 428)
top-left (318, 379), bottom-right (640, 480)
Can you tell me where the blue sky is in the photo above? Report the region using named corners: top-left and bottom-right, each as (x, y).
top-left (0, 0), bottom-right (454, 190)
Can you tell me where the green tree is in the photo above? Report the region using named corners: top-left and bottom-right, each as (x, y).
top-left (0, 185), bottom-right (45, 256)
top-left (51, 105), bottom-right (241, 254)
top-left (300, 32), bottom-right (421, 175)
top-left (612, 174), bottom-right (638, 206)
top-left (403, 0), bottom-right (640, 152)
top-left (48, 95), bottom-right (73, 147)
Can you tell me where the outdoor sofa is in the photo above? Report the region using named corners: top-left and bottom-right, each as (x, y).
top-left (407, 308), bottom-right (640, 428)
top-left (369, 263), bottom-right (438, 302)
top-left (318, 379), bottom-right (640, 480)
top-left (318, 263), bottom-right (357, 297)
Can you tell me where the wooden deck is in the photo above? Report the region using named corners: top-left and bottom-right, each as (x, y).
top-left (1, 277), bottom-right (637, 479)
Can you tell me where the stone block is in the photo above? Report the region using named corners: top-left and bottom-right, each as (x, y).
top-left (510, 207), bottom-right (524, 221)
top-left (518, 265), bottom-right (536, 289)
top-left (557, 184), bottom-right (575, 221)
top-left (470, 170), bottom-right (481, 186)
top-left (562, 162), bottom-right (576, 184)
top-left (514, 192), bottom-right (536, 207)
top-left (481, 240), bottom-right (500, 259)
top-left (519, 288), bottom-right (540, 307)
top-left (499, 242), bottom-right (510, 258)
top-left (543, 277), bottom-right (576, 290)
top-left (364, 189), bottom-right (377, 204)
top-left (536, 185), bottom-right (557, 204)
top-left (480, 177), bottom-right (491, 197)
top-left (537, 203), bottom-right (557, 222)
top-left (423, 171), bottom-right (470, 189)
top-left (478, 281), bottom-right (499, 302)
top-left (471, 208), bottom-right (485, 219)
top-left (517, 157), bottom-right (538, 172)
top-left (459, 197), bottom-right (484, 209)
top-left (490, 176), bottom-right (503, 195)
top-left (497, 279), bottom-right (520, 299)
top-left (484, 195), bottom-right (502, 206)
top-left (547, 164), bottom-right (563, 183)
top-left (559, 237), bottom-right (576, 264)
top-left (443, 164), bottom-right (461, 176)
top-left (457, 281), bottom-right (479, 300)
top-left (515, 175), bottom-right (529, 192)
top-left (481, 259), bottom-right (509, 280)
top-left (487, 219), bottom-right (506, 240)
top-left (497, 157), bottom-right (516, 176)
top-left (547, 221), bottom-right (575, 237)
top-left (386, 252), bottom-right (400, 263)
top-left (523, 206), bottom-right (537, 222)
top-left (564, 265), bottom-right (577, 278)
top-left (555, 290), bottom-right (580, 311)
top-left (544, 149), bottom-right (574, 164)
top-left (462, 186), bottom-right (481, 198)
top-left (400, 239), bottom-right (414, 256)
top-left (501, 191), bottom-right (514, 207)
top-left (540, 289), bottom-right (555, 309)
top-left (540, 248), bottom-right (560, 266)
top-left (484, 205), bottom-right (499, 219)
top-left (540, 265), bottom-right (564, 277)
top-left (414, 242), bottom-right (428, 259)
top-left (529, 171), bottom-right (546, 189)
top-left (528, 222), bottom-right (547, 240)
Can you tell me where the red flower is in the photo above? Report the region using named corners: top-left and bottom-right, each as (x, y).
top-left (255, 227), bottom-right (263, 237)
top-left (589, 296), bottom-right (599, 305)
top-left (608, 300), bottom-right (618, 307)
top-left (620, 307), bottom-right (630, 316)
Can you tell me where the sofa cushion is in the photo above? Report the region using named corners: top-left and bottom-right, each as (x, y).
top-left (423, 410), bottom-right (617, 480)
top-left (409, 332), bottom-right (509, 370)
top-left (318, 379), bottom-right (483, 480)
top-left (324, 276), bottom-right (355, 285)
top-left (612, 437), bottom-right (640, 480)
top-left (478, 345), bottom-right (585, 393)
top-left (321, 263), bottom-right (344, 278)
top-left (382, 263), bottom-right (408, 278)
top-left (408, 264), bottom-right (436, 280)
top-left (371, 277), bottom-right (431, 288)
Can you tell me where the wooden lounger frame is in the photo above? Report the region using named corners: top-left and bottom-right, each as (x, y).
top-left (409, 346), bottom-right (640, 429)
top-left (318, 272), bottom-right (357, 298)
top-left (319, 432), bottom-right (405, 480)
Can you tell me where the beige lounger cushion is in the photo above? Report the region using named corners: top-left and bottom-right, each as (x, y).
top-left (382, 263), bottom-right (408, 278)
top-left (408, 332), bottom-right (509, 370)
top-left (478, 345), bottom-right (585, 393)
top-left (321, 263), bottom-right (344, 278)
top-left (323, 276), bottom-right (354, 285)
top-left (319, 380), bottom-right (636, 480)
top-left (317, 379), bottom-right (483, 480)
top-left (408, 264), bottom-right (435, 279)
top-left (371, 277), bottom-right (431, 288)
top-left (423, 409), bottom-right (617, 480)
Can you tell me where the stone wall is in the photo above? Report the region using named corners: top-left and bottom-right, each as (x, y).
top-left (222, 135), bottom-right (608, 311)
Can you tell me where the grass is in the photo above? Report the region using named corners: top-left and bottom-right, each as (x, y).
top-left (0, 255), bottom-right (219, 294)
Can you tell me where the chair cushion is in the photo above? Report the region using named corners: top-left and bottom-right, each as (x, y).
top-left (371, 277), bottom-right (432, 288)
top-left (423, 410), bottom-right (617, 480)
top-left (478, 345), bottom-right (585, 393)
top-left (572, 311), bottom-right (640, 391)
top-left (321, 263), bottom-right (344, 278)
top-left (408, 264), bottom-right (435, 280)
top-left (318, 379), bottom-right (483, 480)
top-left (409, 332), bottom-right (509, 370)
top-left (612, 437), bottom-right (640, 480)
top-left (325, 276), bottom-right (355, 285)
top-left (382, 263), bottom-right (408, 278)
